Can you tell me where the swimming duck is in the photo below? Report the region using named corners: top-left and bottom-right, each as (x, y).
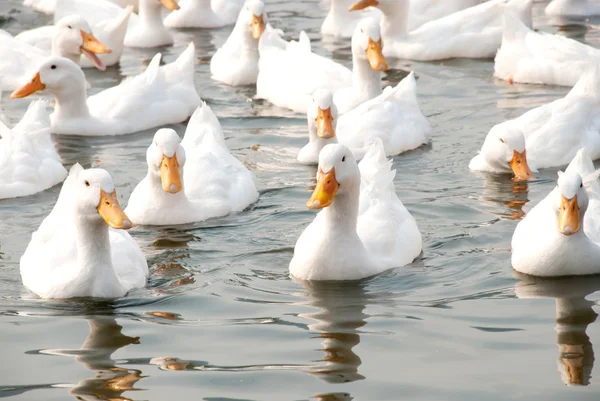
top-left (10, 44), bottom-right (200, 136)
top-left (321, 0), bottom-right (380, 38)
top-left (24, 0), bottom-right (139, 14)
top-left (0, 101), bottom-right (67, 200)
top-left (546, 0), bottom-right (600, 17)
top-left (16, 7), bottom-right (132, 70)
top-left (164, 0), bottom-right (245, 28)
top-left (511, 149), bottom-right (600, 277)
top-left (54, 0), bottom-right (179, 48)
top-left (256, 17), bottom-right (387, 114)
top-left (348, 0), bottom-right (532, 61)
top-left (20, 164), bottom-right (148, 298)
top-left (298, 89), bottom-right (340, 164)
top-left (0, 15), bottom-right (111, 91)
top-left (495, 11), bottom-right (600, 86)
top-left (125, 104), bottom-right (259, 225)
top-left (471, 67), bottom-right (600, 174)
top-left (210, 0), bottom-right (268, 86)
top-left (290, 141), bottom-right (422, 281)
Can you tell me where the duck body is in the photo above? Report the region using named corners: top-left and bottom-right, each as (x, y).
top-left (321, 0), bottom-right (380, 38)
top-left (408, 0), bottom-right (482, 30)
top-left (290, 142), bottom-right (422, 281)
top-left (337, 72), bottom-right (430, 157)
top-left (210, 0), bottom-right (267, 86)
top-left (472, 68), bottom-right (600, 172)
top-left (512, 150), bottom-right (600, 277)
top-left (125, 103), bottom-right (258, 225)
top-left (0, 101), bottom-right (67, 200)
top-left (20, 164), bottom-right (148, 299)
top-left (361, 0), bottom-right (532, 61)
top-left (24, 0), bottom-right (138, 14)
top-left (256, 29), bottom-right (352, 113)
top-left (164, 0), bottom-right (245, 28)
top-left (546, 0), bottom-right (600, 17)
top-left (495, 12), bottom-right (600, 86)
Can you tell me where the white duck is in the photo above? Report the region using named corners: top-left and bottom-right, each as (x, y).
top-left (0, 16), bottom-right (111, 91)
top-left (546, 0), bottom-right (600, 17)
top-left (23, 0), bottom-right (139, 14)
top-left (298, 89), bottom-right (339, 164)
top-left (290, 142), bottom-right (422, 281)
top-left (408, 0), bottom-right (483, 30)
top-left (0, 101), bottom-right (67, 200)
top-left (125, 104), bottom-right (259, 225)
top-left (210, 0), bottom-right (267, 86)
top-left (16, 7), bottom-right (132, 70)
top-left (54, 0), bottom-right (179, 48)
top-left (321, 0), bottom-right (380, 38)
top-left (11, 44), bottom-right (200, 136)
top-left (20, 164), bottom-right (148, 299)
top-left (348, 0), bottom-right (532, 60)
top-left (495, 11), bottom-right (600, 86)
top-left (471, 67), bottom-right (600, 174)
top-left (164, 0), bottom-right (245, 28)
top-left (256, 18), bottom-right (387, 114)
top-left (511, 149), bottom-right (600, 277)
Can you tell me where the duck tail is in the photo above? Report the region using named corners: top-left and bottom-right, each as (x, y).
top-left (259, 26), bottom-right (287, 53)
top-left (297, 31), bottom-right (311, 52)
top-left (358, 139), bottom-right (396, 201)
top-left (506, 0), bottom-right (533, 28)
top-left (569, 65), bottom-right (600, 98)
top-left (104, 4), bottom-right (133, 35)
top-left (181, 102), bottom-right (228, 151)
top-left (14, 100), bottom-right (50, 138)
top-left (172, 42), bottom-right (196, 86)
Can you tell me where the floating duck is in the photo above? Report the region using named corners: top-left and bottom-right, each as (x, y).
top-left (23, 0), bottom-right (139, 14)
top-left (298, 90), bottom-right (340, 164)
top-left (20, 164), bottom-right (148, 298)
top-left (290, 141), bottom-right (422, 281)
top-left (471, 67), bottom-right (600, 175)
top-left (546, 0), bottom-right (600, 17)
top-left (210, 0), bottom-right (267, 86)
top-left (11, 44), bottom-right (200, 136)
top-left (495, 11), bottom-right (600, 86)
top-left (348, 0), bottom-right (532, 61)
top-left (125, 104), bottom-right (259, 225)
top-left (54, 0), bottom-right (179, 48)
top-left (16, 7), bottom-right (132, 70)
top-left (256, 17), bottom-right (388, 114)
top-left (511, 149), bottom-right (600, 277)
top-left (321, 0), bottom-right (380, 38)
top-left (0, 15), bottom-right (111, 90)
top-left (164, 0), bottom-right (245, 28)
top-left (0, 101), bottom-right (67, 200)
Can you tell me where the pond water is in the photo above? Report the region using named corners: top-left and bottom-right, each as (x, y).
top-left (1, 0), bottom-right (600, 400)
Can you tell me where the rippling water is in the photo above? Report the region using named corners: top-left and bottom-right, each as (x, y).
top-left (1, 1), bottom-right (600, 400)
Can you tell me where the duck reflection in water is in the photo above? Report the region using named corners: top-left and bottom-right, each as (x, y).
top-left (480, 172), bottom-right (530, 220)
top-left (40, 315), bottom-right (142, 400)
top-left (294, 279), bottom-right (371, 384)
top-left (514, 272), bottom-right (599, 386)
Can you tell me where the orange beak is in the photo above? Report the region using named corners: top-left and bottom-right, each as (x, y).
top-left (160, 0), bottom-right (180, 10)
top-left (160, 154), bottom-right (182, 194)
top-left (558, 194), bottom-right (580, 236)
top-left (80, 30), bottom-right (111, 54)
top-left (97, 189), bottom-right (133, 230)
top-left (251, 14), bottom-right (265, 39)
top-left (11, 72), bottom-right (46, 99)
top-left (366, 37), bottom-right (388, 71)
top-left (316, 107), bottom-right (335, 139)
top-left (510, 150), bottom-right (534, 181)
top-left (307, 168), bottom-right (339, 210)
top-left (348, 0), bottom-right (379, 11)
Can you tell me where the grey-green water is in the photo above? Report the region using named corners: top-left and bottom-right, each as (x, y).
top-left (1, 1), bottom-right (600, 399)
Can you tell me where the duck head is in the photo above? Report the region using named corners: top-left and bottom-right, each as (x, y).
top-left (53, 15), bottom-right (111, 71)
top-left (308, 144), bottom-right (360, 210)
top-left (11, 57), bottom-right (85, 99)
top-left (554, 170), bottom-right (589, 236)
top-left (481, 127), bottom-right (534, 181)
top-left (147, 129), bottom-right (185, 195)
top-left (308, 89), bottom-right (338, 142)
top-left (352, 18), bottom-right (388, 72)
top-left (76, 168), bottom-right (133, 230)
top-left (241, 0), bottom-right (267, 40)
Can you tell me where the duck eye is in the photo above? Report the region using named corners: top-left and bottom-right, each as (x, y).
top-left (342, 156), bottom-right (346, 162)
top-left (499, 138), bottom-right (504, 143)
top-left (85, 180), bottom-right (90, 187)
top-left (51, 65), bottom-right (57, 70)
top-left (67, 25), bottom-right (72, 29)
top-left (581, 183), bottom-right (583, 188)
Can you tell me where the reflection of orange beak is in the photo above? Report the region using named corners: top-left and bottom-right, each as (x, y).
top-left (160, 154), bottom-right (182, 194)
top-left (316, 107), bottom-right (335, 139)
top-left (160, 0), bottom-right (180, 10)
top-left (11, 72), bottom-right (46, 99)
top-left (97, 189), bottom-right (133, 230)
top-left (558, 194), bottom-right (580, 236)
top-left (307, 168), bottom-right (339, 210)
top-left (366, 37), bottom-right (388, 71)
top-left (348, 0), bottom-right (379, 11)
top-left (561, 344), bottom-right (584, 385)
top-left (251, 14), bottom-right (265, 39)
top-left (510, 150), bottom-right (534, 181)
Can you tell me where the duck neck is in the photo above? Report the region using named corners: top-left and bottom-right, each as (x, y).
top-left (322, 185), bottom-right (360, 233)
top-left (139, 0), bottom-right (166, 27)
top-left (379, 2), bottom-right (409, 38)
top-left (52, 81), bottom-right (91, 120)
top-left (352, 55), bottom-right (382, 100)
